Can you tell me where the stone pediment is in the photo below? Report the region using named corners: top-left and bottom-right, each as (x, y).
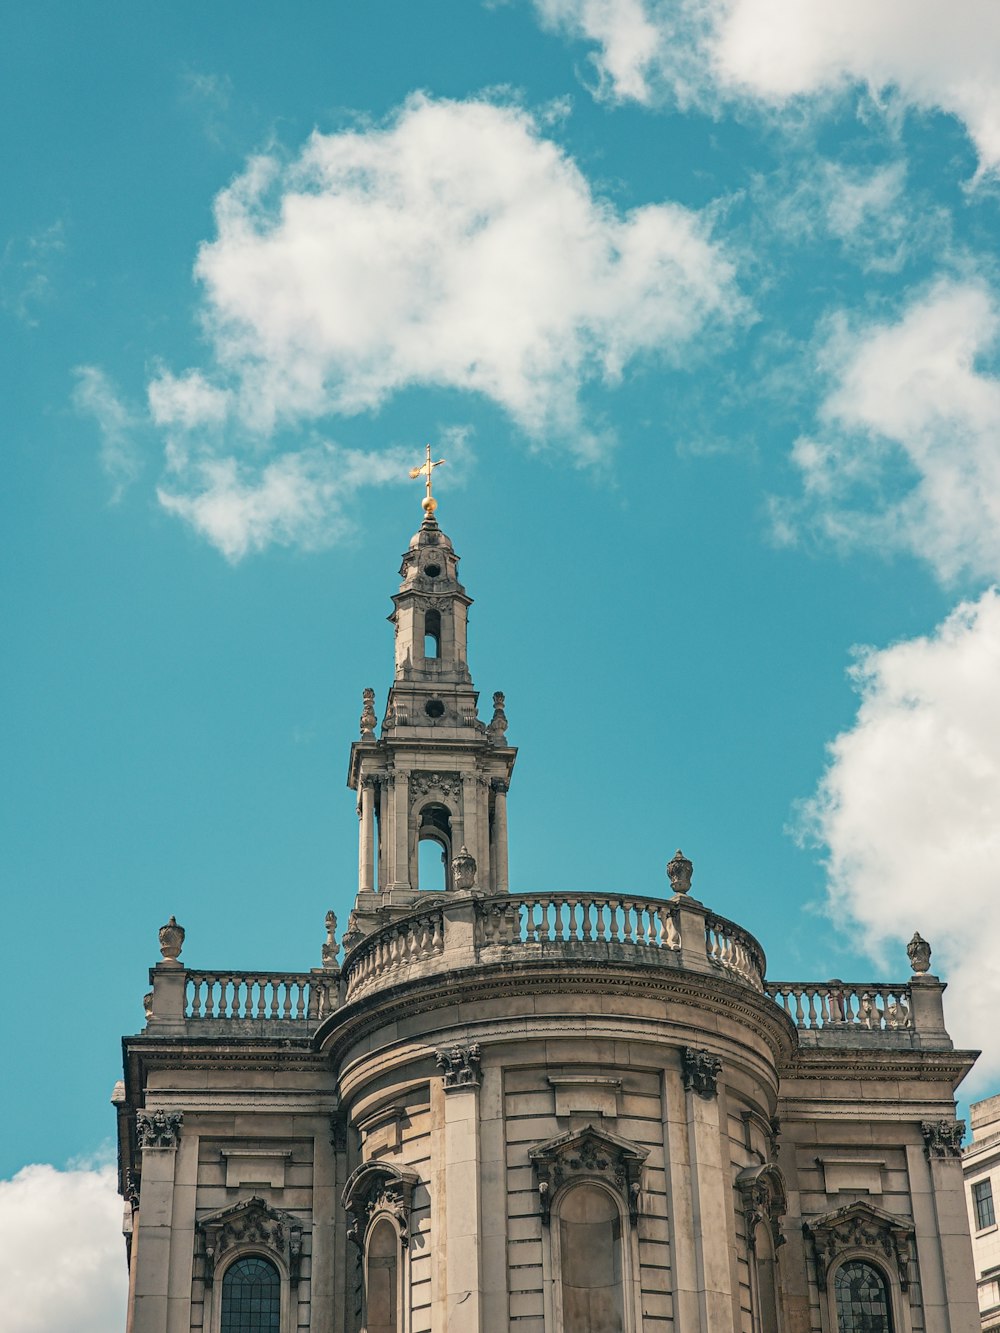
top-left (198, 1195), bottom-right (304, 1287)
top-left (528, 1123), bottom-right (648, 1226)
top-left (342, 1160), bottom-right (420, 1249)
top-left (736, 1162), bottom-right (787, 1249)
top-left (804, 1199), bottom-right (914, 1291)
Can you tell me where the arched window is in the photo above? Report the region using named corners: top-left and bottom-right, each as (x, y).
top-left (221, 1256), bottom-right (280, 1332)
top-left (424, 609), bottom-right (441, 660)
top-left (365, 1218), bottom-right (399, 1333)
top-left (834, 1260), bottom-right (892, 1333)
top-left (557, 1182), bottom-right (626, 1332)
top-left (752, 1222), bottom-right (780, 1333)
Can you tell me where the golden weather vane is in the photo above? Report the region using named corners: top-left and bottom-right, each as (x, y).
top-left (408, 443), bottom-right (446, 518)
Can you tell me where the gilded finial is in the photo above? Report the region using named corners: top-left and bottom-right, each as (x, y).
top-left (409, 443), bottom-right (446, 517)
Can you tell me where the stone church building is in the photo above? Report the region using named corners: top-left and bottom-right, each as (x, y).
top-left (115, 483), bottom-right (981, 1333)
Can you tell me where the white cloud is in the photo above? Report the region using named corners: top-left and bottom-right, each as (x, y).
top-left (0, 1160), bottom-right (127, 1333)
top-left (158, 442), bottom-right (400, 563)
top-left (533, 0), bottom-right (1000, 174)
top-left (1, 221), bottom-right (66, 325)
top-left (801, 590), bottom-right (1000, 1084)
top-left (782, 278), bottom-right (1000, 584)
top-left (151, 94), bottom-right (740, 457)
top-left (72, 366), bottom-right (142, 501)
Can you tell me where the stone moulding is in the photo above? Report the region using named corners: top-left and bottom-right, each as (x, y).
top-left (736, 1162), bottom-right (787, 1250)
top-left (198, 1195), bottom-right (304, 1288)
top-left (803, 1199), bottom-right (914, 1292)
top-left (342, 1160), bottom-right (419, 1250)
top-left (528, 1123), bottom-right (648, 1228)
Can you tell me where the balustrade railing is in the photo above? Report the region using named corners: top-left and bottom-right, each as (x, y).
top-left (476, 892), bottom-right (682, 951)
top-left (765, 981), bottom-right (912, 1031)
top-left (185, 971), bottom-right (317, 1023)
top-left (343, 907), bottom-right (445, 1003)
top-left (705, 914), bottom-right (766, 991)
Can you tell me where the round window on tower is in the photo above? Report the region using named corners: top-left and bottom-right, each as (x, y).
top-left (424, 563), bottom-right (441, 579)
top-left (425, 699), bottom-right (445, 719)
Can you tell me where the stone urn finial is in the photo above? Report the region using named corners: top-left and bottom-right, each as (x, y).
top-left (360, 687), bottom-right (377, 739)
top-left (667, 849), bottom-right (693, 896)
top-left (158, 915), bottom-right (185, 965)
top-left (451, 846), bottom-right (477, 892)
top-left (907, 931), bottom-right (932, 975)
top-left (322, 910), bottom-right (339, 969)
top-left (487, 691), bottom-right (508, 743)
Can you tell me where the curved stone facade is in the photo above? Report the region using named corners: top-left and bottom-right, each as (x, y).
top-left (117, 509), bottom-right (981, 1333)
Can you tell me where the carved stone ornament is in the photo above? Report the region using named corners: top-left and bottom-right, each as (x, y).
top-left (158, 915), bottom-right (185, 963)
top-left (921, 1119), bottom-right (965, 1158)
top-left (321, 910), bottom-right (339, 968)
top-left (487, 691), bottom-right (508, 742)
top-left (450, 846), bottom-right (478, 893)
top-left (329, 1110), bottom-right (349, 1153)
top-left (409, 770), bottom-right (461, 803)
top-left (199, 1195), bottom-right (304, 1288)
top-left (804, 1200), bottom-right (914, 1292)
top-left (736, 1163), bottom-right (788, 1250)
top-left (681, 1047), bottom-right (722, 1099)
top-left (907, 931), bottom-right (932, 974)
top-left (667, 849), bottom-right (693, 896)
top-left (435, 1041), bottom-right (482, 1090)
top-left (360, 687), bottom-right (377, 739)
top-left (342, 1161), bottom-right (419, 1251)
top-left (136, 1109), bottom-right (183, 1149)
top-left (528, 1124), bottom-right (648, 1228)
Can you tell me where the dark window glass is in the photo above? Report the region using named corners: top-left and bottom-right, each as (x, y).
top-left (221, 1256), bottom-right (280, 1333)
top-left (834, 1261), bottom-right (892, 1333)
top-left (975, 1179), bottom-right (996, 1230)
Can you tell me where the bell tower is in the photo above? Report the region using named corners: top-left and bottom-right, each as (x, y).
top-left (346, 452), bottom-right (516, 921)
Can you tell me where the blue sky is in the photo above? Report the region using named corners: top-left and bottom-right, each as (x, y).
top-left (5, 2), bottom-right (1000, 1324)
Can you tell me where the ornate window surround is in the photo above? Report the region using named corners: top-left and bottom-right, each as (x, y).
top-left (803, 1201), bottom-right (915, 1333)
top-left (198, 1196), bottom-right (302, 1333)
top-left (737, 1164), bottom-right (788, 1333)
top-left (529, 1125), bottom-right (648, 1333)
top-left (342, 1160), bottom-right (420, 1332)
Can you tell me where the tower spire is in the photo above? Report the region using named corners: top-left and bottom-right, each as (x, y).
top-left (408, 444), bottom-right (446, 520)
top-left (347, 500), bottom-right (516, 910)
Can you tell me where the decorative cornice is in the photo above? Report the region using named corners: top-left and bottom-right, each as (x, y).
top-left (736, 1163), bottom-right (787, 1250)
top-left (682, 1047), bottom-right (723, 1099)
top-left (435, 1042), bottom-right (482, 1090)
top-left (921, 1119), bottom-right (966, 1158)
top-left (198, 1196), bottom-right (304, 1287)
top-left (342, 1161), bottom-right (419, 1250)
top-left (136, 1109), bottom-right (183, 1149)
top-left (803, 1200), bottom-right (914, 1293)
top-left (529, 1124), bottom-right (647, 1227)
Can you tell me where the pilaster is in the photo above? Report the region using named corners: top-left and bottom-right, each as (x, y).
top-left (442, 1078), bottom-right (483, 1330)
top-left (682, 1052), bottom-right (736, 1331)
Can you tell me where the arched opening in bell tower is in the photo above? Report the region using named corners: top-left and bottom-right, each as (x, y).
top-left (423, 608), bottom-right (441, 660)
top-left (416, 802), bottom-right (452, 891)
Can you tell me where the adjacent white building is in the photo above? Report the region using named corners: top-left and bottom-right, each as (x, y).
top-left (964, 1096), bottom-right (1000, 1329)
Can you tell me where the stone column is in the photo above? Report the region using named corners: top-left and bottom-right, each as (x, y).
top-left (390, 772), bottom-right (410, 891)
top-left (662, 1069), bottom-right (700, 1332)
top-left (441, 1058), bottom-right (483, 1331)
top-left (681, 1051), bottom-right (737, 1332)
top-left (491, 781), bottom-right (509, 893)
top-left (377, 779), bottom-right (387, 892)
top-left (359, 779), bottom-right (375, 894)
top-left (916, 1124), bottom-right (980, 1332)
top-left (130, 1111), bottom-right (184, 1333)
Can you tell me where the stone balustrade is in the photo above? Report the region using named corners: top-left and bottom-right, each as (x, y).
top-left (146, 905), bottom-right (945, 1050)
top-left (181, 970), bottom-right (336, 1031)
top-left (343, 907), bottom-right (445, 1004)
top-left (765, 980), bottom-right (913, 1032)
top-left (474, 891), bottom-right (682, 952)
top-left (705, 913), bottom-right (766, 992)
